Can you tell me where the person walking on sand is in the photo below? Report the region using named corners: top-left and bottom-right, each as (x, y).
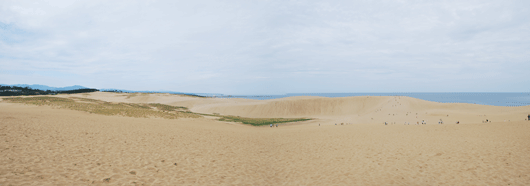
top-left (276, 124), bottom-right (278, 127)
top-left (270, 124), bottom-right (272, 128)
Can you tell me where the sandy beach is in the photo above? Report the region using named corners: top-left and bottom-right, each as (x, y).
top-left (1, 92), bottom-right (530, 185)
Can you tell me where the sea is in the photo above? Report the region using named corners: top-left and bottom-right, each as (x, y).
top-left (195, 92), bottom-right (530, 107)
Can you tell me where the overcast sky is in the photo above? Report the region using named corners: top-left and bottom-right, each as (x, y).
top-left (1, 0), bottom-right (529, 94)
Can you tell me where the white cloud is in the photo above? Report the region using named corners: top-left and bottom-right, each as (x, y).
top-left (0, 0), bottom-right (529, 94)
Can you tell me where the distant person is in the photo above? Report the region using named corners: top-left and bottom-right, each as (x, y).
top-left (319, 123), bottom-right (320, 126)
top-left (456, 121), bottom-right (460, 124)
top-left (276, 124), bottom-right (278, 127)
top-left (270, 124), bottom-right (272, 127)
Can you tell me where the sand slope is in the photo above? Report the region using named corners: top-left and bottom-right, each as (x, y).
top-left (189, 95), bottom-right (530, 125)
top-left (2, 93), bottom-right (530, 185)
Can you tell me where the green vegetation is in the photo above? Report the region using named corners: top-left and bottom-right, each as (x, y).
top-left (3, 96), bottom-right (199, 119)
top-left (2, 96), bottom-right (311, 126)
top-left (148, 103), bottom-right (188, 111)
top-left (217, 115), bottom-right (311, 126)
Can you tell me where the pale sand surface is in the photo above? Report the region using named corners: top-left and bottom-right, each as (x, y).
top-left (1, 92), bottom-right (530, 185)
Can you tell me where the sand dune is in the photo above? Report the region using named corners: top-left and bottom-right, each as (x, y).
top-left (1, 92), bottom-right (530, 185)
top-left (189, 95), bottom-right (530, 125)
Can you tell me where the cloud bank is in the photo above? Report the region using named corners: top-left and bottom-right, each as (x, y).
top-left (1, 0), bottom-right (529, 94)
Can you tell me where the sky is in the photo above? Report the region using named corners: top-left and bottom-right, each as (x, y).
top-left (1, 0), bottom-right (529, 94)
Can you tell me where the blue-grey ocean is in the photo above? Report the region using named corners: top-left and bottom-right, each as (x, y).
top-left (196, 93), bottom-right (530, 107)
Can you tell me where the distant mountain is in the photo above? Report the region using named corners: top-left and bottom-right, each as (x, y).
top-left (0, 84), bottom-right (88, 91)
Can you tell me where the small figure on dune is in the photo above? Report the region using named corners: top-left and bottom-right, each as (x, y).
top-left (385, 122), bottom-right (387, 125)
top-left (276, 124), bottom-right (278, 127)
top-left (456, 121), bottom-right (460, 124)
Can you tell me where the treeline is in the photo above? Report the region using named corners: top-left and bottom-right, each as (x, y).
top-left (0, 85), bottom-right (98, 96)
top-left (101, 89), bottom-right (129, 93)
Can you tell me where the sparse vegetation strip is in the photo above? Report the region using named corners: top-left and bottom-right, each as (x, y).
top-left (148, 103), bottom-right (188, 111)
top-left (217, 115), bottom-right (311, 126)
top-left (2, 97), bottom-right (199, 119)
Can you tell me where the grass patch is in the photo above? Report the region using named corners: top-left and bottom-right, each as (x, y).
top-left (3, 96), bottom-right (199, 119)
top-left (217, 115), bottom-right (311, 126)
top-left (148, 103), bottom-right (188, 111)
